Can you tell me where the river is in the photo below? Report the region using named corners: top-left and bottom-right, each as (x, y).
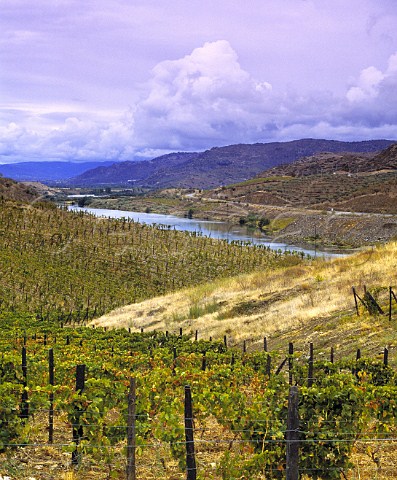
top-left (68, 206), bottom-right (348, 258)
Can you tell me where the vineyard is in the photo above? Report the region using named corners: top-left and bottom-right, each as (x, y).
top-left (1, 198), bottom-right (397, 479)
top-left (0, 200), bottom-right (302, 321)
top-left (0, 312), bottom-right (396, 479)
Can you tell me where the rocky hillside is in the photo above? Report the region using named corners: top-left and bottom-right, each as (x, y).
top-left (205, 143), bottom-right (397, 214)
top-left (0, 176), bottom-right (41, 203)
top-left (69, 139), bottom-right (395, 188)
top-left (372, 143), bottom-right (397, 170)
top-left (260, 143), bottom-right (397, 177)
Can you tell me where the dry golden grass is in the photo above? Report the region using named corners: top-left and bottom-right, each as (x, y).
top-left (91, 242), bottom-right (397, 355)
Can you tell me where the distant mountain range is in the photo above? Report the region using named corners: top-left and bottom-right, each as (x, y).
top-left (69, 139), bottom-right (395, 189)
top-left (71, 152), bottom-right (198, 186)
top-left (0, 161), bottom-right (114, 182)
top-left (0, 139), bottom-right (395, 188)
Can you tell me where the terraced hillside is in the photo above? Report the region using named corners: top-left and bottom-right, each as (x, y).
top-left (207, 171), bottom-right (397, 213)
top-left (205, 144), bottom-right (397, 214)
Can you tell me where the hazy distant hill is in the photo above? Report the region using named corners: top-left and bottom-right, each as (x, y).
top-left (0, 161), bottom-right (114, 182)
top-left (72, 152), bottom-right (198, 185)
top-left (70, 139), bottom-right (395, 188)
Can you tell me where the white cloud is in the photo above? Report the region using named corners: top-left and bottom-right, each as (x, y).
top-left (347, 51), bottom-right (397, 103)
top-left (1, 42), bottom-right (396, 163)
top-left (346, 66), bottom-right (384, 102)
top-left (387, 52), bottom-right (397, 72)
top-left (344, 50), bottom-right (397, 127)
top-left (0, 111), bottom-right (135, 162)
top-left (133, 40), bottom-right (278, 149)
top-left (134, 44), bottom-right (397, 148)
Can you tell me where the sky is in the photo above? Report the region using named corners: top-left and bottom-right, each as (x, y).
top-left (1, 0), bottom-right (397, 164)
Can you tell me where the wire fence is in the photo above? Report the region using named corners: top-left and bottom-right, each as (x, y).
top-left (1, 436), bottom-right (397, 479)
top-left (1, 394), bottom-right (397, 480)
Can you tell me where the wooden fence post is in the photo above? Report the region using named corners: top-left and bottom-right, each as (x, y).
top-left (389, 287), bottom-right (397, 321)
top-left (48, 348), bottom-right (54, 444)
top-left (21, 346), bottom-right (29, 419)
top-left (363, 289), bottom-right (384, 315)
top-left (201, 355), bottom-right (206, 371)
top-left (352, 287), bottom-right (360, 316)
top-left (184, 385), bottom-right (197, 480)
top-left (286, 386), bottom-right (299, 480)
top-left (126, 378), bottom-right (136, 480)
top-left (266, 354), bottom-right (271, 378)
top-left (353, 349), bottom-right (361, 377)
top-left (308, 343), bottom-right (314, 387)
top-left (72, 364), bottom-right (86, 466)
top-left (264, 337), bottom-right (268, 352)
top-left (288, 342), bottom-right (294, 386)
top-left (172, 347), bottom-right (177, 376)
top-left (383, 347), bottom-right (389, 367)
top-left (276, 357), bottom-right (287, 376)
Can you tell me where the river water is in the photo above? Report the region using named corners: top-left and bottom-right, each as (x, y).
top-left (68, 206), bottom-right (348, 258)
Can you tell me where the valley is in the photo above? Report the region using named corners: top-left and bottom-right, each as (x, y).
top-left (79, 188), bottom-right (397, 248)
top-left (66, 142), bottom-right (397, 249)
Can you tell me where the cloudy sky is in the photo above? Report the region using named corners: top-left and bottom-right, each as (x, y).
top-left (1, 0), bottom-right (397, 163)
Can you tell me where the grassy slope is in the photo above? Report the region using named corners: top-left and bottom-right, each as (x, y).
top-left (92, 241), bottom-right (397, 363)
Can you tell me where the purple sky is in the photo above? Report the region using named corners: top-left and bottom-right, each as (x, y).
top-left (1, 0), bottom-right (397, 163)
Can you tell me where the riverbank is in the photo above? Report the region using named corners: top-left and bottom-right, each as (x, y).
top-left (76, 191), bottom-right (397, 249)
top-left (69, 205), bottom-right (347, 258)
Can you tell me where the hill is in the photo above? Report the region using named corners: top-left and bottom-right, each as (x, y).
top-left (204, 143), bottom-right (397, 214)
top-left (0, 176), bottom-right (41, 203)
top-left (69, 139), bottom-right (395, 188)
top-left (0, 160), bottom-right (114, 182)
top-left (0, 198), bottom-right (298, 319)
top-left (260, 142), bottom-right (397, 177)
top-left (92, 240), bottom-right (397, 360)
top-left (72, 152), bottom-right (198, 185)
